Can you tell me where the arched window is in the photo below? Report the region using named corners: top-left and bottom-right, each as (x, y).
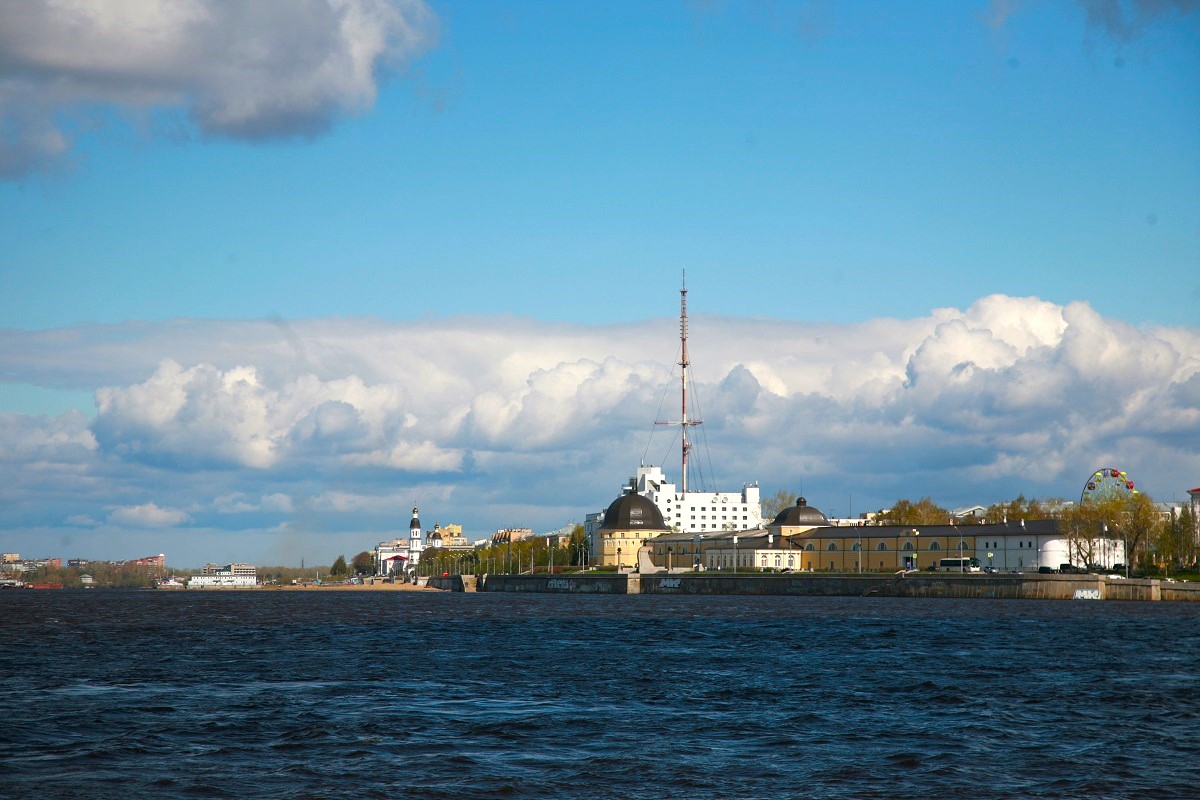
top-left (851, 542), bottom-right (862, 552)
top-left (958, 541), bottom-right (969, 551)
top-left (827, 542), bottom-right (838, 551)
top-left (929, 541), bottom-right (941, 551)
top-left (877, 542), bottom-right (888, 551)
top-left (804, 543), bottom-right (816, 551)
top-left (774, 555), bottom-right (781, 567)
top-left (787, 555), bottom-right (794, 567)
top-left (903, 541), bottom-right (915, 551)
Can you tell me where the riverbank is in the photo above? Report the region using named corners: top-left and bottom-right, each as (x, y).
top-left (469, 571), bottom-right (1200, 601)
top-left (264, 581), bottom-right (435, 591)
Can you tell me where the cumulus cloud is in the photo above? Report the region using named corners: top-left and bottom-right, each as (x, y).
top-left (213, 492), bottom-right (293, 514)
top-left (0, 0), bottom-right (437, 178)
top-left (108, 502), bottom-right (190, 528)
top-left (1, 295), bottom-right (1198, 563)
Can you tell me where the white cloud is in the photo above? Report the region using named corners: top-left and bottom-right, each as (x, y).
top-left (0, 0), bottom-right (437, 178)
top-left (108, 502), bottom-right (191, 528)
top-left (213, 492), bottom-right (294, 514)
top-left (1, 295), bottom-right (1198, 563)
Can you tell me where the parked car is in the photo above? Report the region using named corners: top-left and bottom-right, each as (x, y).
top-left (1037, 566), bottom-right (1057, 574)
top-left (1059, 564), bottom-right (1087, 574)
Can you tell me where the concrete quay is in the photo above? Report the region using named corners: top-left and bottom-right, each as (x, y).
top-left (454, 572), bottom-right (1200, 601)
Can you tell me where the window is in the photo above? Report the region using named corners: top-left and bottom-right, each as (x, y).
top-left (957, 541), bottom-right (968, 551)
top-left (877, 543), bottom-right (888, 551)
top-left (851, 543), bottom-right (862, 551)
top-left (902, 542), bottom-right (914, 551)
top-left (788, 556), bottom-right (794, 567)
top-left (805, 543), bottom-right (815, 551)
top-left (774, 555), bottom-right (781, 567)
top-left (827, 542), bottom-right (838, 551)
top-left (929, 541), bottom-right (940, 551)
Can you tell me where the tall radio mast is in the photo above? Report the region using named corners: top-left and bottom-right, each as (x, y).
top-left (656, 271), bottom-right (702, 493)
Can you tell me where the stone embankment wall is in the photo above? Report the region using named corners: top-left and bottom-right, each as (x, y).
top-left (425, 575), bottom-right (466, 592)
top-left (480, 574), bottom-right (629, 593)
top-left (467, 572), bottom-right (1200, 601)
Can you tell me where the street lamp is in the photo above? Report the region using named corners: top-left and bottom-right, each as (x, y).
top-left (617, 547), bottom-right (622, 572)
top-left (732, 534), bottom-right (739, 575)
top-left (907, 529), bottom-right (919, 570)
top-left (667, 546), bottom-right (673, 573)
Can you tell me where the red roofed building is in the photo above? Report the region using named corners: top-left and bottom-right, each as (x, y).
top-left (125, 554), bottom-right (166, 568)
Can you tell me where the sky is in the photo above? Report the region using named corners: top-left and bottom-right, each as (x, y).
top-left (1, 0), bottom-right (1197, 568)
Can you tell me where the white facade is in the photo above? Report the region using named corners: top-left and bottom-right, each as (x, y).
top-left (188, 574), bottom-right (257, 589)
top-left (975, 531), bottom-right (1126, 571)
top-left (586, 465), bottom-right (763, 550)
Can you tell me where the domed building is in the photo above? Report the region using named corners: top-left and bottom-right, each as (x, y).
top-left (595, 491), bottom-right (671, 569)
top-left (767, 497), bottom-right (830, 532)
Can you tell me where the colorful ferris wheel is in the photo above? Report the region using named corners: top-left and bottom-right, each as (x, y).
top-left (1080, 467), bottom-right (1138, 504)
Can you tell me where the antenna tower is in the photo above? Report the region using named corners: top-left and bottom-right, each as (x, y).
top-left (656, 271), bottom-right (702, 493)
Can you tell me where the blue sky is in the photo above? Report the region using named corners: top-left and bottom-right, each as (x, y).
top-left (1, 1), bottom-right (1197, 567)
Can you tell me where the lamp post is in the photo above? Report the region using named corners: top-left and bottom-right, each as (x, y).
top-left (733, 534), bottom-right (739, 575)
top-left (617, 547), bottom-right (622, 572)
top-left (667, 546), bottom-right (673, 573)
top-left (959, 526), bottom-right (964, 572)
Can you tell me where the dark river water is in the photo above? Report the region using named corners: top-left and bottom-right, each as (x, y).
top-left (1, 590), bottom-right (1197, 799)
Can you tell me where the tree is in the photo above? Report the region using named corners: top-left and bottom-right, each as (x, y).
top-left (761, 489), bottom-right (797, 522)
top-left (1179, 504), bottom-right (1198, 568)
top-left (351, 551), bottom-right (374, 576)
top-left (1122, 493), bottom-right (1162, 574)
top-left (879, 497), bottom-right (950, 526)
top-left (983, 495), bottom-right (1050, 524)
top-left (330, 554), bottom-right (348, 577)
top-left (568, 524), bottom-right (587, 566)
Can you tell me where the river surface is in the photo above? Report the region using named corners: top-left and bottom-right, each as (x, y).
top-left (1, 590), bottom-right (1197, 799)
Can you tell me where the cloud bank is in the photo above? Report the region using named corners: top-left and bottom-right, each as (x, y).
top-left (1, 295), bottom-right (1197, 566)
top-left (0, 0), bottom-right (436, 178)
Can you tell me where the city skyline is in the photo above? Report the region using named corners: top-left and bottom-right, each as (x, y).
top-left (1, 1), bottom-right (1197, 566)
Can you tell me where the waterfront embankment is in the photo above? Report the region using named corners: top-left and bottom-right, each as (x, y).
top-left (470, 572), bottom-right (1200, 601)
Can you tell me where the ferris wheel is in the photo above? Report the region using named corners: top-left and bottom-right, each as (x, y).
top-left (1080, 467), bottom-right (1138, 504)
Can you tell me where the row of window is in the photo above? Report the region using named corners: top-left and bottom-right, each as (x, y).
top-left (981, 540), bottom-right (1037, 549)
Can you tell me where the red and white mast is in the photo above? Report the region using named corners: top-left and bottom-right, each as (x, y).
top-left (657, 271), bottom-right (702, 493)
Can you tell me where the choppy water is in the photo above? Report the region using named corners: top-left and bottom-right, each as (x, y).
top-left (1, 591), bottom-right (1198, 799)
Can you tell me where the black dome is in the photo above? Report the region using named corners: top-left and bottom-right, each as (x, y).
top-left (770, 497), bottom-right (830, 527)
top-left (599, 493), bottom-right (669, 531)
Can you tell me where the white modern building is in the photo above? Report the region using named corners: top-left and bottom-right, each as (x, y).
top-left (584, 464), bottom-right (763, 562)
top-left (189, 563), bottom-right (257, 589)
top-left (188, 573), bottom-right (257, 589)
